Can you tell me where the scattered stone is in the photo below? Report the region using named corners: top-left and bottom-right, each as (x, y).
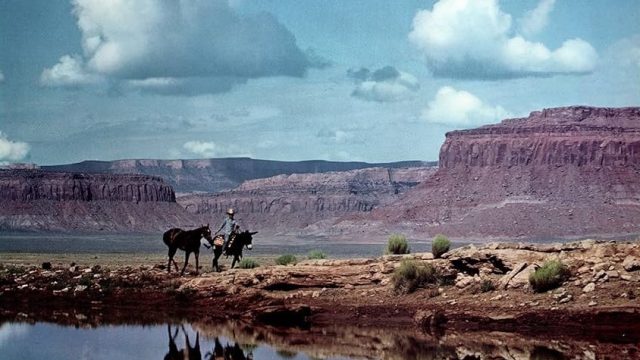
top-left (583, 283), bottom-right (596, 293)
top-left (559, 295), bottom-right (572, 304)
top-left (620, 274), bottom-right (632, 281)
top-left (41, 262), bottom-right (52, 270)
top-left (69, 266), bottom-right (78, 273)
top-left (622, 256), bottom-right (640, 272)
top-left (455, 275), bottom-right (474, 289)
top-left (588, 301), bottom-right (597, 306)
top-left (606, 270), bottom-right (619, 279)
top-left (74, 285), bottom-right (87, 292)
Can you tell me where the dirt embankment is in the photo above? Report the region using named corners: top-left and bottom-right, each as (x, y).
top-left (2, 239), bottom-right (640, 353)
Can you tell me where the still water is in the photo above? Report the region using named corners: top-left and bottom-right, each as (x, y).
top-left (2, 318), bottom-right (637, 360)
top-left (0, 322), bottom-right (338, 360)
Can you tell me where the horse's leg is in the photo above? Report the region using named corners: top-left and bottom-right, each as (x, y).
top-left (231, 255), bottom-right (238, 269)
top-left (181, 251), bottom-right (191, 275)
top-left (213, 248), bottom-right (222, 272)
top-left (167, 247), bottom-right (177, 273)
top-left (195, 251), bottom-right (199, 275)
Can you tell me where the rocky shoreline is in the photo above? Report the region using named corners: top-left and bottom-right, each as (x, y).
top-left (2, 239), bottom-right (639, 346)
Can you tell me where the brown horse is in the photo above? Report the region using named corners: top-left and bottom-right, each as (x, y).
top-left (211, 230), bottom-right (257, 271)
top-left (163, 225), bottom-right (213, 275)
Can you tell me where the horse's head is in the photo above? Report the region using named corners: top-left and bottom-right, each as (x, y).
top-left (238, 230), bottom-right (257, 250)
top-left (200, 224), bottom-right (213, 243)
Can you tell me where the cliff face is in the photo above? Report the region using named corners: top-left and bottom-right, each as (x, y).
top-left (338, 106), bottom-right (640, 240)
top-left (43, 158), bottom-right (434, 193)
top-left (177, 167), bottom-right (436, 233)
top-left (0, 170), bottom-right (194, 233)
top-left (0, 171), bottom-right (175, 202)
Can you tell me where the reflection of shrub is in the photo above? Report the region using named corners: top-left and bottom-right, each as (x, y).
top-left (392, 260), bottom-right (437, 294)
top-left (275, 254), bottom-right (297, 266)
top-left (529, 260), bottom-right (570, 293)
top-left (238, 258), bottom-right (259, 269)
top-left (386, 234), bottom-right (410, 255)
top-left (307, 250), bottom-right (326, 260)
top-left (432, 234), bottom-right (451, 259)
top-left (276, 349), bottom-right (298, 358)
top-left (78, 274), bottom-right (93, 287)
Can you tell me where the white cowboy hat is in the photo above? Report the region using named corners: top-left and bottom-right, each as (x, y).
top-left (226, 208), bottom-right (235, 215)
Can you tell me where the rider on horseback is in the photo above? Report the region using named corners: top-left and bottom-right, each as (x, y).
top-left (216, 208), bottom-right (238, 255)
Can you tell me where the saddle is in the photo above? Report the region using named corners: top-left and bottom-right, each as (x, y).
top-left (213, 234), bottom-right (224, 247)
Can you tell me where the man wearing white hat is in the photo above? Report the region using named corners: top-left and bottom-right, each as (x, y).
top-left (216, 208), bottom-right (238, 254)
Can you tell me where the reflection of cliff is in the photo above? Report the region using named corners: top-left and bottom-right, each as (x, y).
top-left (0, 170), bottom-right (194, 232)
top-left (347, 106), bottom-right (640, 239)
top-left (177, 167), bottom-right (436, 233)
top-left (191, 320), bottom-right (617, 360)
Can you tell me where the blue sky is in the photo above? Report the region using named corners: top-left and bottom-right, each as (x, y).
top-left (0, 0), bottom-right (638, 165)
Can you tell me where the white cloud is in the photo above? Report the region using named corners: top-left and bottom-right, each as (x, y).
top-left (421, 86), bottom-right (510, 126)
top-left (519, 0), bottom-right (556, 37)
top-left (40, 55), bottom-right (101, 87)
top-left (608, 35), bottom-right (640, 70)
top-left (183, 140), bottom-right (217, 158)
top-left (41, 0), bottom-right (315, 94)
top-left (349, 66), bottom-right (419, 102)
top-left (0, 323), bottom-right (30, 347)
top-left (409, 0), bottom-right (597, 79)
top-left (0, 132), bottom-right (31, 163)
top-left (317, 128), bottom-right (354, 144)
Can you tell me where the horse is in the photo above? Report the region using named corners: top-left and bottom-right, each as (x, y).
top-left (164, 324), bottom-right (201, 360)
top-left (163, 224), bottom-right (213, 275)
top-left (211, 230), bottom-right (257, 271)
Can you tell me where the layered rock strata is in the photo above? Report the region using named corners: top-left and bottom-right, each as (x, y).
top-left (343, 106), bottom-right (640, 240)
top-left (0, 170), bottom-right (193, 232)
top-left (177, 167), bottom-right (436, 233)
top-left (43, 158), bottom-right (433, 193)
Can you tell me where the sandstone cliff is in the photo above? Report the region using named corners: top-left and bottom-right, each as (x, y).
top-left (177, 167), bottom-right (436, 233)
top-left (0, 170), bottom-right (194, 232)
top-left (43, 158), bottom-right (433, 193)
top-left (336, 106), bottom-right (640, 240)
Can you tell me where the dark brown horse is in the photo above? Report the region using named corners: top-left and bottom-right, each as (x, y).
top-left (163, 225), bottom-right (213, 275)
top-left (211, 230), bottom-right (257, 271)
top-left (164, 324), bottom-right (201, 360)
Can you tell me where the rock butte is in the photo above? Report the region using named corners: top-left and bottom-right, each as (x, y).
top-left (0, 170), bottom-right (193, 232)
top-left (336, 106), bottom-right (640, 240)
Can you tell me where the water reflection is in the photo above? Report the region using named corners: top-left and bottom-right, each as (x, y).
top-left (0, 318), bottom-right (638, 360)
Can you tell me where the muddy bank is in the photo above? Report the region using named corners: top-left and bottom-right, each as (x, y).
top-left (2, 239), bottom-right (640, 346)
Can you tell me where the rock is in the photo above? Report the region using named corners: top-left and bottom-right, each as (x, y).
top-left (455, 275), bottom-right (474, 289)
top-left (559, 295), bottom-right (572, 304)
top-left (74, 285), bottom-right (87, 292)
top-left (413, 309), bottom-right (446, 330)
top-left (623, 256), bottom-right (640, 272)
top-left (41, 262), bottom-right (52, 270)
top-left (582, 283), bottom-right (596, 293)
top-left (588, 301), bottom-right (597, 306)
top-left (497, 262), bottom-right (527, 289)
top-left (606, 270), bottom-right (620, 278)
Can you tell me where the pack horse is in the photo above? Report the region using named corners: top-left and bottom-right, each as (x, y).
top-left (163, 225), bottom-right (213, 275)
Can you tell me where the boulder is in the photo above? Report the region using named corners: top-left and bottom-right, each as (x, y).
top-left (623, 256), bottom-right (640, 272)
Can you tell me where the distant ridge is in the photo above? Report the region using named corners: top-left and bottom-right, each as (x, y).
top-left (42, 158), bottom-right (436, 193)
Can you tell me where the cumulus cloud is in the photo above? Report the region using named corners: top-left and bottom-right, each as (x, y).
top-left (41, 0), bottom-right (317, 94)
top-left (40, 55), bottom-right (102, 87)
top-left (409, 0), bottom-right (597, 79)
top-left (519, 0), bottom-right (556, 37)
top-left (183, 141), bottom-right (217, 158)
top-left (421, 86), bottom-right (510, 126)
top-left (608, 35), bottom-right (640, 70)
top-left (348, 66), bottom-right (419, 102)
top-left (0, 132), bottom-right (31, 163)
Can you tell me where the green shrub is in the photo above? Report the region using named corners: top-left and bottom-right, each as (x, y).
top-left (392, 260), bottom-right (437, 294)
top-left (480, 279), bottom-right (496, 293)
top-left (307, 250), bottom-right (326, 260)
top-left (275, 254), bottom-right (297, 265)
top-left (386, 234), bottom-right (410, 255)
top-left (237, 258), bottom-right (259, 269)
top-left (529, 260), bottom-right (570, 293)
top-left (432, 234), bottom-right (451, 259)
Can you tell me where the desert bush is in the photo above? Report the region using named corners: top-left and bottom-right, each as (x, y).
top-left (275, 254), bottom-right (297, 266)
top-left (480, 279), bottom-right (496, 292)
top-left (432, 234), bottom-right (451, 259)
top-left (392, 260), bottom-right (437, 294)
top-left (529, 260), bottom-right (570, 293)
top-left (307, 250), bottom-right (326, 260)
top-left (238, 258), bottom-right (260, 269)
top-left (386, 234), bottom-right (410, 255)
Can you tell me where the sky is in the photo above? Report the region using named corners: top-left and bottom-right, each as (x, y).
top-left (0, 0), bottom-right (638, 165)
